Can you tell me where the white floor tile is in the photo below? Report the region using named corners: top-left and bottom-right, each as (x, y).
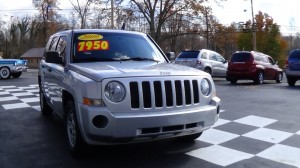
top-left (0, 91), bottom-right (9, 95)
top-left (257, 144), bottom-right (300, 167)
top-left (18, 86), bottom-right (36, 90)
top-left (5, 88), bottom-right (23, 92)
top-left (32, 106), bottom-right (41, 111)
top-left (243, 128), bottom-right (293, 143)
top-left (3, 103), bottom-right (31, 110)
top-left (212, 118), bottom-right (231, 128)
top-left (11, 92), bottom-right (34, 97)
top-left (0, 96), bottom-right (18, 102)
top-left (198, 128), bottom-right (239, 144)
top-left (0, 86), bottom-right (16, 89)
top-left (26, 89), bottom-right (39, 93)
top-left (20, 97), bottom-right (40, 103)
top-left (234, 115), bottom-right (277, 127)
top-left (187, 145), bottom-right (253, 166)
top-left (296, 130), bottom-right (300, 135)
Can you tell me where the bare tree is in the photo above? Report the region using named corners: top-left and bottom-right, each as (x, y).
top-left (69, 0), bottom-right (96, 29)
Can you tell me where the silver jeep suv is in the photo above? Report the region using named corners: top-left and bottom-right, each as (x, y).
top-left (175, 49), bottom-right (228, 77)
top-left (38, 29), bottom-right (220, 154)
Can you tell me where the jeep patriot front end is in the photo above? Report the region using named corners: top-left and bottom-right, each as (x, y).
top-left (38, 29), bottom-right (220, 154)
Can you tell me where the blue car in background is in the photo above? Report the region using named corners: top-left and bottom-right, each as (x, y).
top-left (0, 57), bottom-right (28, 79)
top-left (284, 49), bottom-right (300, 86)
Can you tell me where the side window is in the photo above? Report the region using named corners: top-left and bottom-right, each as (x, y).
top-left (56, 36), bottom-right (67, 58)
top-left (209, 53), bottom-right (217, 61)
top-left (45, 37), bottom-right (53, 51)
top-left (216, 54), bottom-right (225, 62)
top-left (201, 52), bottom-right (208, 59)
top-left (268, 56), bottom-right (275, 64)
top-left (49, 36), bottom-right (59, 51)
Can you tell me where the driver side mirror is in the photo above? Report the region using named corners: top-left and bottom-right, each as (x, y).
top-left (45, 51), bottom-right (63, 64)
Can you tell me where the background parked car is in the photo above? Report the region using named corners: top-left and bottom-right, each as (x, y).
top-left (226, 51), bottom-right (283, 84)
top-left (165, 52), bottom-right (176, 63)
top-left (174, 49), bottom-right (228, 77)
top-left (0, 58), bottom-right (28, 79)
top-left (284, 49), bottom-right (300, 86)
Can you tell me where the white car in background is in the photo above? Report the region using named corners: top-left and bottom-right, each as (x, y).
top-left (175, 49), bottom-right (228, 77)
top-left (0, 57), bottom-right (28, 79)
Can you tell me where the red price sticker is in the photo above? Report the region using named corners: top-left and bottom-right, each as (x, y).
top-left (77, 40), bottom-right (109, 51)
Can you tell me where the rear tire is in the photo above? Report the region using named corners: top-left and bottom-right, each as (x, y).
top-left (204, 68), bottom-right (212, 75)
top-left (229, 79), bottom-right (237, 84)
top-left (39, 87), bottom-right (52, 115)
top-left (287, 77), bottom-right (296, 86)
top-left (276, 72), bottom-right (283, 83)
top-left (254, 71), bottom-right (264, 84)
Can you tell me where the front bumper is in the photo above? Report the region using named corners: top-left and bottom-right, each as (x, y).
top-left (11, 65), bottom-right (28, 73)
top-left (77, 97), bottom-right (220, 145)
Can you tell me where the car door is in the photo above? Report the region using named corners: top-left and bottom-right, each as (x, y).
top-left (215, 53), bottom-right (228, 77)
top-left (42, 36), bottom-right (67, 117)
top-left (41, 36), bottom-right (59, 101)
top-left (265, 56), bottom-right (278, 79)
top-left (208, 52), bottom-right (218, 75)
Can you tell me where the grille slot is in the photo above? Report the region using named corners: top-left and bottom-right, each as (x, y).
top-left (139, 122), bottom-right (202, 135)
top-left (129, 79), bottom-right (200, 109)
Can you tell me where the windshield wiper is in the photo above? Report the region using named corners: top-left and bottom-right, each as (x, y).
top-left (119, 57), bottom-right (160, 62)
top-left (75, 58), bottom-right (118, 63)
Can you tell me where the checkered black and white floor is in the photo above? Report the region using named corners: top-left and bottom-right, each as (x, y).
top-left (1, 85), bottom-right (300, 167)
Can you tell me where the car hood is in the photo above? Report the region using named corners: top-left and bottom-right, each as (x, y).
top-left (68, 62), bottom-right (209, 81)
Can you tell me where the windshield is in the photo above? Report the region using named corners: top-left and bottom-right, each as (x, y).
top-left (72, 32), bottom-right (166, 63)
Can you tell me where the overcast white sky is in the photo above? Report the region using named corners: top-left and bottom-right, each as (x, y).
top-left (0, 0), bottom-right (299, 35)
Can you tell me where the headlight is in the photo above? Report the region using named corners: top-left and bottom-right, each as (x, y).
top-left (201, 78), bottom-right (211, 96)
top-left (104, 81), bottom-right (126, 102)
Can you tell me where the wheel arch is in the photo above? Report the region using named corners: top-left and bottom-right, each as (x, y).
top-left (62, 90), bottom-right (75, 119)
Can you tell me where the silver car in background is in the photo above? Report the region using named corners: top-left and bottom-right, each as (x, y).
top-left (175, 49), bottom-right (228, 77)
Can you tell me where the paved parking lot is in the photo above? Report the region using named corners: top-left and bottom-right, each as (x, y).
top-left (1, 71), bottom-right (300, 168)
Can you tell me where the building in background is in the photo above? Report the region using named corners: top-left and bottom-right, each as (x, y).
top-left (20, 48), bottom-right (44, 69)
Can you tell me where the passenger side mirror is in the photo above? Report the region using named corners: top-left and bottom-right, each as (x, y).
top-left (45, 51), bottom-right (63, 64)
top-left (165, 52), bottom-right (175, 61)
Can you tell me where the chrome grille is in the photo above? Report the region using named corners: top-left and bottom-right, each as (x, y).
top-left (129, 79), bottom-right (200, 109)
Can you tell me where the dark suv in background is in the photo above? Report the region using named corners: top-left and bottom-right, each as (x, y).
top-left (285, 49), bottom-right (300, 86)
top-left (226, 51), bottom-right (283, 84)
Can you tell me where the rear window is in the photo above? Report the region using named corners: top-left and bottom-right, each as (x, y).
top-left (289, 50), bottom-right (300, 59)
top-left (177, 51), bottom-right (200, 59)
top-left (230, 53), bottom-right (252, 62)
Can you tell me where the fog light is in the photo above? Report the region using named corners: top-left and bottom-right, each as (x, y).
top-left (92, 115), bottom-right (109, 128)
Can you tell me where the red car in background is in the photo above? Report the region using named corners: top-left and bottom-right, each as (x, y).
top-left (226, 51), bottom-right (283, 84)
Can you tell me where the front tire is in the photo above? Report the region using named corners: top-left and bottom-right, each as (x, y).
top-left (0, 67), bottom-right (11, 79)
top-left (65, 100), bottom-right (86, 155)
top-left (12, 72), bottom-right (22, 78)
top-left (177, 132), bottom-right (202, 142)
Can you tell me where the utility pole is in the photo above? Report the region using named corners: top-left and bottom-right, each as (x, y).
top-left (111, 0), bottom-right (114, 29)
top-left (250, 0), bottom-right (256, 51)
